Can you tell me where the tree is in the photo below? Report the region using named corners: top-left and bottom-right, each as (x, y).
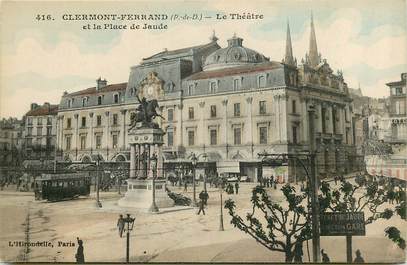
top-left (225, 185), bottom-right (311, 262)
top-left (318, 174), bottom-right (406, 256)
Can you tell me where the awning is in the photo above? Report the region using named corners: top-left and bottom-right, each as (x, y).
top-left (217, 161), bottom-right (240, 174)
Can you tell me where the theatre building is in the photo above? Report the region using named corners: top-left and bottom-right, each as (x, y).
top-left (57, 17), bottom-right (357, 182)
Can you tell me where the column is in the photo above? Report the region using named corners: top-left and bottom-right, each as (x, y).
top-left (316, 104), bottom-right (323, 133)
top-left (60, 116), bottom-right (64, 151)
top-left (156, 143), bottom-right (163, 178)
top-left (326, 105), bottom-right (333, 134)
top-left (177, 103), bottom-right (183, 147)
top-left (74, 114), bottom-right (79, 160)
top-left (280, 95), bottom-right (288, 143)
top-left (89, 112), bottom-right (94, 153)
top-left (246, 97), bottom-right (253, 146)
top-left (301, 99), bottom-right (308, 143)
top-left (199, 101), bottom-right (206, 147)
top-left (274, 95), bottom-right (281, 141)
top-left (120, 109), bottom-right (127, 149)
top-left (222, 99), bottom-right (228, 158)
top-left (104, 111), bottom-right (110, 159)
top-left (130, 144), bottom-right (136, 178)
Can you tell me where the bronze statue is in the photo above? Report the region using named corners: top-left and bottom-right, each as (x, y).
top-left (129, 95), bottom-right (164, 129)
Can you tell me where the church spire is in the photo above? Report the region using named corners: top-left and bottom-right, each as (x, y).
top-left (308, 12), bottom-right (320, 67)
top-left (284, 20), bottom-right (295, 66)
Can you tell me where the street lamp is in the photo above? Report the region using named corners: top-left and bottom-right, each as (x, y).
top-left (202, 153), bottom-right (208, 192)
top-left (219, 186), bottom-right (224, 231)
top-left (149, 153), bottom-right (159, 213)
top-left (191, 152), bottom-right (198, 207)
top-left (123, 213), bottom-right (135, 263)
top-left (95, 154), bottom-right (102, 208)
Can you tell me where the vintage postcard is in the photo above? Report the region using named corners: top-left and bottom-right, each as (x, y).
top-left (0, 0), bottom-right (406, 264)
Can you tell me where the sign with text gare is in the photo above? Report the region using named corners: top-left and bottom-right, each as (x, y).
top-left (320, 212), bottom-right (366, 236)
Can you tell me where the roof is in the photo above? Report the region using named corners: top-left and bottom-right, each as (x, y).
top-left (386, 80), bottom-right (406, 87)
top-left (143, 41), bottom-right (218, 61)
top-left (64, 83), bottom-right (127, 97)
top-left (186, 62), bottom-right (283, 80)
top-left (26, 104), bottom-right (58, 116)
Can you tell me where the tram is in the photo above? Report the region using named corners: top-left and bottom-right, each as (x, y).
top-left (34, 173), bottom-right (91, 201)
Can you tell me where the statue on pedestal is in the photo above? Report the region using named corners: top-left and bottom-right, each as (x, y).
top-left (129, 95), bottom-right (164, 130)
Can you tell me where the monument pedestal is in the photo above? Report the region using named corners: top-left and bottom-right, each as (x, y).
top-left (118, 179), bottom-right (174, 209)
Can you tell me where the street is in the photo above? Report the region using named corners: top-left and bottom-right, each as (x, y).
top-left (0, 180), bottom-right (405, 263)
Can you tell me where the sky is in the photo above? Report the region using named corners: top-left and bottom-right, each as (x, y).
top-left (1, 0), bottom-right (406, 118)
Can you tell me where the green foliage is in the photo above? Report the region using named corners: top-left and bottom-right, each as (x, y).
top-left (224, 184), bottom-right (311, 262)
top-left (385, 227), bottom-right (406, 250)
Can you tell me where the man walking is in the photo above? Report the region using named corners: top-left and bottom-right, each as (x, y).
top-left (234, 182), bottom-right (239, 195)
top-left (75, 237), bottom-right (85, 263)
top-left (117, 214), bottom-right (125, 238)
top-left (354, 249), bottom-right (365, 263)
top-left (197, 190), bottom-right (206, 215)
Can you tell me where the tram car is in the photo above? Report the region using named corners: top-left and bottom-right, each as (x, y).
top-left (34, 173), bottom-right (91, 201)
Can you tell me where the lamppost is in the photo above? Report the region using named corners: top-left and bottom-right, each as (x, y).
top-left (219, 186), bottom-right (224, 231)
top-left (95, 154), bottom-right (102, 208)
top-left (202, 153), bottom-right (208, 192)
top-left (123, 213), bottom-right (135, 263)
top-left (149, 153), bottom-right (159, 213)
top-left (191, 153), bottom-right (198, 207)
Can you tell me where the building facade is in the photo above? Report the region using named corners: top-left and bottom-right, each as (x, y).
top-left (0, 118), bottom-right (24, 166)
top-left (58, 17), bottom-right (357, 181)
top-left (24, 103), bottom-right (59, 162)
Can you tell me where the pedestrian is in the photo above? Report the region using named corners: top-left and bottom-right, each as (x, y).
top-left (321, 249), bottom-right (330, 263)
top-left (353, 249), bottom-right (365, 263)
top-left (75, 237), bottom-right (85, 263)
top-left (117, 214), bottom-right (125, 238)
top-left (273, 180), bottom-right (277, 190)
top-left (197, 191), bottom-right (206, 215)
top-left (184, 180), bottom-right (188, 192)
top-left (269, 177), bottom-right (273, 188)
top-left (293, 241), bottom-right (303, 263)
top-left (234, 182), bottom-right (239, 194)
top-left (266, 176), bottom-right (270, 188)
top-left (201, 190), bottom-right (209, 205)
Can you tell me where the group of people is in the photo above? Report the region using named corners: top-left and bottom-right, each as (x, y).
top-left (319, 248), bottom-right (365, 263)
top-left (225, 182), bottom-right (239, 194)
top-left (261, 175), bottom-right (277, 189)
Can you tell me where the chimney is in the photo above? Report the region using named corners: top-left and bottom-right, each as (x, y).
top-left (44, 102), bottom-right (50, 110)
top-left (30, 103), bottom-right (39, 110)
top-left (96, 77), bottom-right (107, 90)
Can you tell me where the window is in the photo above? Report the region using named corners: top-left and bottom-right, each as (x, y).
top-left (96, 135), bottom-right (102, 149)
top-left (67, 99), bottom-right (72, 108)
top-left (97, 115), bottom-right (102, 126)
top-left (46, 137), bottom-right (52, 148)
top-left (188, 84), bottom-right (193, 95)
top-left (37, 117), bottom-right (43, 125)
top-left (82, 97), bottom-right (87, 107)
top-left (47, 117), bottom-right (52, 125)
top-left (210, 129), bottom-right (217, 145)
top-left (112, 135), bottom-right (118, 149)
top-left (67, 118), bottom-right (72, 129)
top-left (259, 127), bottom-right (267, 144)
top-left (292, 126), bottom-right (298, 144)
top-left (210, 105), bottom-right (217, 118)
top-left (114, 94), bottom-right (119, 103)
top-left (188, 131), bottom-right (195, 146)
top-left (46, 127), bottom-right (52, 135)
top-left (233, 79), bottom-right (240, 91)
top-left (188, 107), bottom-right (194, 119)
top-left (81, 117), bottom-right (86, 127)
top-left (167, 131), bottom-right (173, 146)
top-left (258, 75), bottom-right (266, 88)
top-left (210, 81), bottom-right (217, 93)
top-left (27, 117), bottom-right (33, 125)
top-left (259, 101), bottom-right (266, 114)
top-left (37, 127), bottom-right (42, 136)
top-left (168, 109), bottom-right (174, 122)
top-left (27, 138), bottom-right (33, 147)
top-left (27, 128), bottom-right (32, 136)
top-left (80, 135), bottom-right (86, 150)
top-left (292, 100), bottom-right (296, 114)
top-left (234, 103), bottom-right (241, 117)
top-left (321, 108), bottom-right (326, 133)
top-left (65, 136), bottom-right (71, 150)
top-left (234, 128), bottom-right (241, 145)
top-left (98, 96), bottom-right (102, 105)
top-left (113, 114), bottom-right (118, 125)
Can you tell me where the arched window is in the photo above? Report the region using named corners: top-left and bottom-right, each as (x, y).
top-left (113, 94), bottom-right (119, 104)
top-left (98, 96), bottom-right (103, 105)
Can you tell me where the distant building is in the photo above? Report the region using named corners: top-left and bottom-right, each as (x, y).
top-left (0, 118), bottom-right (24, 166)
top-left (24, 102), bottom-right (59, 162)
top-left (385, 73), bottom-right (407, 143)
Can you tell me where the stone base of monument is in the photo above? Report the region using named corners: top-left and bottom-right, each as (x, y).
top-left (118, 179), bottom-right (174, 210)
